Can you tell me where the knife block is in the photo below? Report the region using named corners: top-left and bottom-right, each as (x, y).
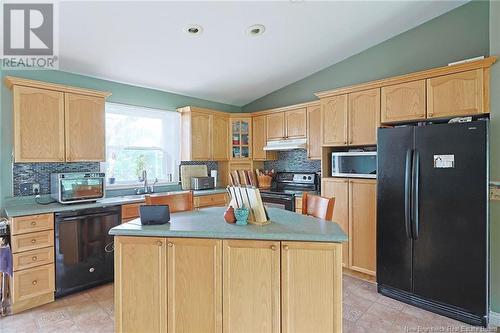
top-left (227, 186), bottom-right (270, 225)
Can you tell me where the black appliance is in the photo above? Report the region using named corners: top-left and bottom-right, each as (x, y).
top-left (55, 206), bottom-right (120, 298)
top-left (260, 172), bottom-right (319, 211)
top-left (377, 120), bottom-right (488, 326)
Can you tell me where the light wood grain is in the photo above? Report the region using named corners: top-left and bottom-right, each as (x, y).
top-left (266, 112), bottom-right (285, 141)
top-left (381, 80), bottom-right (426, 123)
top-left (10, 291), bottom-right (53, 314)
top-left (285, 108), bottom-right (307, 139)
top-left (250, 100), bottom-right (322, 117)
top-left (13, 247), bottom-right (54, 272)
top-left (212, 115), bottom-right (229, 161)
top-left (321, 94), bottom-right (348, 146)
top-left (11, 230), bottom-right (54, 254)
top-left (12, 263), bottom-right (55, 304)
top-left (223, 239), bottom-right (280, 333)
top-left (281, 241), bottom-right (342, 333)
top-left (10, 213), bottom-right (53, 235)
top-left (190, 111), bottom-right (212, 160)
top-left (114, 236), bottom-right (167, 333)
top-left (427, 69), bottom-right (484, 119)
top-left (348, 88), bottom-right (380, 146)
top-left (306, 104), bottom-right (321, 159)
top-left (13, 86), bottom-right (65, 162)
top-left (349, 179), bottom-right (377, 276)
top-left (64, 93), bottom-right (105, 162)
top-left (168, 238), bottom-right (222, 333)
top-left (193, 193), bottom-right (228, 208)
top-left (252, 115), bottom-right (277, 161)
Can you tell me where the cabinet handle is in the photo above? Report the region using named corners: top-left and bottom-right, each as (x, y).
top-left (31, 221), bottom-right (37, 226)
top-left (32, 280), bottom-right (38, 286)
top-left (31, 239), bottom-right (37, 244)
top-left (32, 256), bottom-right (38, 261)
top-left (168, 242), bottom-right (173, 247)
top-left (283, 245), bottom-right (289, 251)
top-left (156, 241), bottom-right (162, 246)
top-left (270, 245), bottom-right (277, 251)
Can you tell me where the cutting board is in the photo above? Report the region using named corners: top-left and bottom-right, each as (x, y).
top-left (180, 165), bottom-right (208, 190)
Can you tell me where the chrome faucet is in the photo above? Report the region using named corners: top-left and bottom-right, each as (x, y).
top-left (138, 170), bottom-right (148, 194)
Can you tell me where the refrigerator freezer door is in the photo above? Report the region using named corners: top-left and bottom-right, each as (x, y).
top-left (376, 126), bottom-right (414, 293)
top-left (413, 121), bottom-right (488, 316)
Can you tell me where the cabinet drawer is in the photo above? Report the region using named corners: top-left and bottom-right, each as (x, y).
top-left (194, 193), bottom-right (227, 208)
top-left (12, 264), bottom-right (55, 303)
top-left (10, 214), bottom-right (54, 235)
top-left (11, 230), bottom-right (54, 253)
top-left (13, 247), bottom-right (54, 271)
top-left (121, 202), bottom-right (144, 221)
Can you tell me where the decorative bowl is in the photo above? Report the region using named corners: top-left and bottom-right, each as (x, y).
top-left (234, 207), bottom-right (249, 225)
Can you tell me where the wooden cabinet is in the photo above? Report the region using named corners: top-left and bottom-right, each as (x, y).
top-left (321, 94), bottom-right (348, 146)
top-left (381, 80), bottom-right (426, 123)
top-left (13, 86), bottom-right (65, 162)
top-left (322, 178), bottom-right (349, 267)
top-left (193, 193), bottom-right (228, 208)
top-left (427, 69), bottom-right (485, 119)
top-left (349, 179), bottom-right (377, 276)
top-left (266, 112), bottom-right (285, 141)
top-left (230, 118), bottom-right (251, 160)
top-left (121, 202), bottom-right (144, 223)
top-left (306, 103), bottom-right (321, 159)
top-left (168, 238), bottom-right (222, 333)
top-left (223, 240), bottom-right (280, 333)
top-left (281, 241), bottom-right (342, 333)
top-left (10, 213), bottom-right (54, 235)
top-left (190, 111), bottom-right (212, 160)
top-left (12, 263), bottom-right (55, 304)
top-left (212, 115), bottom-right (229, 160)
top-left (295, 197), bottom-right (302, 214)
top-left (284, 108), bottom-right (307, 139)
top-left (252, 115), bottom-right (277, 161)
top-left (348, 88), bottom-right (380, 146)
top-left (114, 236), bottom-right (167, 333)
top-left (65, 93), bottom-right (105, 161)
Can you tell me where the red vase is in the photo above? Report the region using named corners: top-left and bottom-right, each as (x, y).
top-left (224, 206), bottom-right (236, 224)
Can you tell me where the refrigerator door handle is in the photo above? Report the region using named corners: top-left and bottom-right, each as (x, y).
top-left (411, 150), bottom-right (420, 240)
top-left (404, 149), bottom-right (413, 239)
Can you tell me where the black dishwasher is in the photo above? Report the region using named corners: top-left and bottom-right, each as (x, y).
top-left (55, 206), bottom-right (120, 298)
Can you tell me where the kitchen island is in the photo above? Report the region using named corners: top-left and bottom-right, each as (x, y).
top-left (109, 207), bottom-right (347, 333)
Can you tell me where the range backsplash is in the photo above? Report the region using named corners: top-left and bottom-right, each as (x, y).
top-left (263, 149), bottom-right (321, 173)
top-left (13, 162), bottom-right (101, 196)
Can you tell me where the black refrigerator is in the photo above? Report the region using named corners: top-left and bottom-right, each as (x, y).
top-left (377, 120), bottom-right (489, 326)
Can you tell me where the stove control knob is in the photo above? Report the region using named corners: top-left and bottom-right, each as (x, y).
top-left (308, 176), bottom-right (312, 180)
top-left (303, 176), bottom-right (307, 180)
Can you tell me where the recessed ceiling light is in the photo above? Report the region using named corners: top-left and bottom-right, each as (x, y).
top-left (247, 24), bottom-right (265, 36)
top-left (185, 24), bottom-right (203, 35)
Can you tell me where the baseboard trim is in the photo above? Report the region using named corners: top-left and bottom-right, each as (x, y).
top-left (490, 311), bottom-right (500, 327)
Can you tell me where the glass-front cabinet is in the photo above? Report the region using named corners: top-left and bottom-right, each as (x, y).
top-left (230, 118), bottom-right (251, 160)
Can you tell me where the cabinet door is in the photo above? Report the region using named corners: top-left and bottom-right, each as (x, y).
top-left (253, 115), bottom-right (267, 160)
top-left (321, 95), bottom-right (348, 146)
top-left (306, 104), bottom-right (321, 159)
top-left (168, 238), bottom-right (222, 333)
top-left (13, 86), bottom-right (65, 162)
top-left (381, 80), bottom-right (426, 123)
top-left (285, 108), bottom-right (306, 139)
top-left (114, 236), bottom-right (166, 333)
top-left (212, 115), bottom-right (229, 160)
top-left (191, 112), bottom-right (212, 160)
top-left (322, 178), bottom-right (349, 267)
top-left (281, 241), bottom-right (342, 333)
top-left (266, 112), bottom-right (285, 141)
top-left (65, 93), bottom-right (105, 161)
top-left (349, 179), bottom-right (377, 276)
top-left (348, 88), bottom-right (380, 146)
top-left (427, 69), bottom-right (484, 119)
top-left (223, 240), bottom-right (280, 333)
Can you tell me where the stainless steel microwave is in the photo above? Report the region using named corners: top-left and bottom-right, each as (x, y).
top-left (50, 172), bottom-right (106, 204)
top-left (331, 152), bottom-right (377, 178)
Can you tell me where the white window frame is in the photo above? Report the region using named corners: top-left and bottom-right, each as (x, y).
top-left (103, 102), bottom-right (180, 189)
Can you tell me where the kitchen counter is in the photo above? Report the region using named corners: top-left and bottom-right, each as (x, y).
top-left (3, 188), bottom-right (227, 217)
top-left (109, 206), bottom-right (347, 242)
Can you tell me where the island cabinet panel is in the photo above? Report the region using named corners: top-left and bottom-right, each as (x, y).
top-left (13, 86), bottom-right (65, 162)
top-left (223, 240), bottom-right (281, 333)
top-left (285, 108), bottom-right (307, 139)
top-left (167, 238), bottom-right (222, 333)
top-left (427, 69), bottom-right (485, 119)
top-left (381, 80), bottom-right (426, 123)
top-left (114, 236), bottom-right (167, 333)
top-left (266, 112), bottom-right (285, 141)
top-left (306, 104), bottom-right (321, 160)
top-left (212, 115), bottom-right (229, 160)
top-left (191, 112), bottom-right (212, 160)
top-left (281, 241), bottom-right (342, 333)
top-left (64, 93), bottom-right (106, 162)
top-left (321, 94), bottom-right (348, 146)
top-left (348, 88), bottom-right (380, 146)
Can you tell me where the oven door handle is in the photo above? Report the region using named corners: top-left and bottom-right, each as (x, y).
top-left (260, 194), bottom-right (293, 200)
top-left (57, 212), bottom-right (118, 222)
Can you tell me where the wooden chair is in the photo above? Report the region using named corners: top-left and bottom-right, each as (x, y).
top-left (145, 191), bottom-right (194, 213)
top-left (301, 192), bottom-right (335, 221)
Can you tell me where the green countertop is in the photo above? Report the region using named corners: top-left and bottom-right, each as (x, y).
top-left (109, 207), bottom-right (348, 243)
top-left (3, 188), bottom-right (227, 217)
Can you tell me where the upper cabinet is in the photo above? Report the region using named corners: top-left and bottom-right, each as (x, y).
top-left (179, 106), bottom-right (229, 161)
top-left (427, 69), bottom-right (485, 119)
top-left (321, 95), bottom-right (348, 146)
top-left (266, 112), bottom-right (285, 141)
top-left (266, 108), bottom-right (307, 141)
top-left (7, 76), bottom-right (110, 163)
top-left (381, 80), bottom-right (426, 123)
top-left (252, 115), bottom-right (276, 161)
top-left (306, 103), bottom-right (321, 160)
top-left (230, 117), bottom-right (251, 160)
top-left (348, 88), bottom-right (380, 146)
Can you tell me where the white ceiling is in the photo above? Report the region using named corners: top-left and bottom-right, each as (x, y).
top-left (59, 1), bottom-right (466, 107)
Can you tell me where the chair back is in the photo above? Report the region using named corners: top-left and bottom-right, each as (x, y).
top-left (145, 191), bottom-right (194, 213)
top-left (301, 192), bottom-right (335, 221)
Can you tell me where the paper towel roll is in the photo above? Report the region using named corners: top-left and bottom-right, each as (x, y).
top-left (211, 170), bottom-right (218, 187)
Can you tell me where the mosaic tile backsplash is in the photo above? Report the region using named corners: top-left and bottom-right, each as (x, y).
top-left (13, 162), bottom-right (101, 196)
top-left (263, 149), bottom-right (321, 173)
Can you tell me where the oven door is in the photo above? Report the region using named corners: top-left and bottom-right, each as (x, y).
top-left (59, 177), bottom-right (105, 203)
top-left (260, 193), bottom-right (295, 211)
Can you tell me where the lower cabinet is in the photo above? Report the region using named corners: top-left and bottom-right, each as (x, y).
top-left (114, 237), bottom-right (342, 333)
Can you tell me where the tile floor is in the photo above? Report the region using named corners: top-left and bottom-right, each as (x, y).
top-left (0, 276), bottom-right (498, 333)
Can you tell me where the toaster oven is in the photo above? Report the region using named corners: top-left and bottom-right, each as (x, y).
top-left (50, 172), bottom-right (106, 204)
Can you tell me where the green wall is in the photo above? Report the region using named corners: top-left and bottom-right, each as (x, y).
top-left (242, 1), bottom-right (490, 112)
top-left (489, 0), bottom-right (500, 314)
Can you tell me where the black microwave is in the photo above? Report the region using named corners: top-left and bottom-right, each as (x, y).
top-left (331, 152), bottom-right (377, 178)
